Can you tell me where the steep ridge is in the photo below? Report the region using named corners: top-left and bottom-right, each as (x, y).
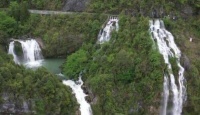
top-left (61, 17), bottom-right (120, 115)
top-left (149, 19), bottom-right (187, 115)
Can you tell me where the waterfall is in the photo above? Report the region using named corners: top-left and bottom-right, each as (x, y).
top-left (8, 39), bottom-right (43, 67)
top-left (8, 41), bottom-right (19, 64)
top-left (18, 39), bottom-right (43, 62)
top-left (149, 19), bottom-right (186, 115)
top-left (98, 16), bottom-right (119, 44)
top-left (60, 74), bottom-right (92, 115)
top-left (8, 39), bottom-right (92, 114)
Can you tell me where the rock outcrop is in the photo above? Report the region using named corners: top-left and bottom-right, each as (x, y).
top-left (181, 54), bottom-right (191, 71)
top-left (62, 0), bottom-right (89, 12)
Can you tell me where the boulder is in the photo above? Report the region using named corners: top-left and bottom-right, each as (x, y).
top-left (81, 85), bottom-right (89, 94)
top-left (85, 96), bottom-right (92, 103)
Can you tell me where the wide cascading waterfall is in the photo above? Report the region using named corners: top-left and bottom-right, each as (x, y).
top-left (8, 41), bottom-right (19, 64)
top-left (61, 74), bottom-right (92, 115)
top-left (149, 19), bottom-right (186, 115)
top-left (98, 16), bottom-right (119, 43)
top-left (8, 39), bottom-right (43, 67)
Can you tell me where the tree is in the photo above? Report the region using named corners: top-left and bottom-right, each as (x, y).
top-left (8, 1), bottom-right (30, 22)
top-left (0, 0), bottom-right (9, 8)
top-left (63, 49), bottom-right (88, 79)
top-left (8, 2), bottom-right (20, 21)
top-left (0, 11), bottom-right (17, 41)
top-left (19, 1), bottom-right (30, 22)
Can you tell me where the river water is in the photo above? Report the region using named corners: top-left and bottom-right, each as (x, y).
top-left (24, 58), bottom-right (65, 74)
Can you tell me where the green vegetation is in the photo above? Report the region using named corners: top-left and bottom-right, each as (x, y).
top-left (0, 1), bottom-right (107, 57)
top-left (0, 48), bottom-right (77, 114)
top-left (0, 0), bottom-right (200, 114)
top-left (0, 2), bottom-right (79, 114)
top-left (63, 15), bottom-right (165, 114)
top-left (0, 1), bottom-right (30, 45)
top-left (64, 49), bottom-right (88, 79)
top-left (27, 13), bottom-right (106, 57)
top-left (8, 1), bottom-right (30, 22)
top-left (0, 11), bottom-right (17, 43)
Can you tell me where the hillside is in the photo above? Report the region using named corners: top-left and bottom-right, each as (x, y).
top-left (0, 0), bottom-right (200, 114)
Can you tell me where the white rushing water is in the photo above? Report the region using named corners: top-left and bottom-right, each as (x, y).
top-left (149, 19), bottom-right (186, 115)
top-left (98, 16), bottom-right (119, 43)
top-left (19, 39), bottom-right (43, 62)
top-left (62, 74), bottom-right (92, 115)
top-left (8, 39), bottom-right (43, 67)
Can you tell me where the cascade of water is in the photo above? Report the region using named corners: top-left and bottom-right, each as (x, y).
top-left (18, 39), bottom-right (43, 62)
top-left (8, 39), bottom-right (43, 67)
top-left (98, 16), bottom-right (119, 44)
top-left (149, 19), bottom-right (186, 115)
top-left (62, 74), bottom-right (92, 115)
top-left (8, 41), bottom-right (19, 64)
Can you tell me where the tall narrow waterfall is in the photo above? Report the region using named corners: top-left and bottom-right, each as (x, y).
top-left (98, 16), bottom-right (119, 43)
top-left (61, 74), bottom-right (92, 115)
top-left (8, 39), bottom-right (43, 67)
top-left (149, 19), bottom-right (186, 115)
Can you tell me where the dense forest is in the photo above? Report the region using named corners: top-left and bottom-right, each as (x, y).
top-left (0, 48), bottom-right (78, 114)
top-left (0, 0), bottom-right (200, 114)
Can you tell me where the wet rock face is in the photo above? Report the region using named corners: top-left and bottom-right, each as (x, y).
top-left (14, 41), bottom-right (23, 57)
top-left (0, 93), bottom-right (32, 114)
top-left (150, 8), bottom-right (165, 18)
top-left (81, 85), bottom-right (97, 104)
top-left (181, 54), bottom-right (190, 71)
top-left (62, 0), bottom-right (89, 12)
